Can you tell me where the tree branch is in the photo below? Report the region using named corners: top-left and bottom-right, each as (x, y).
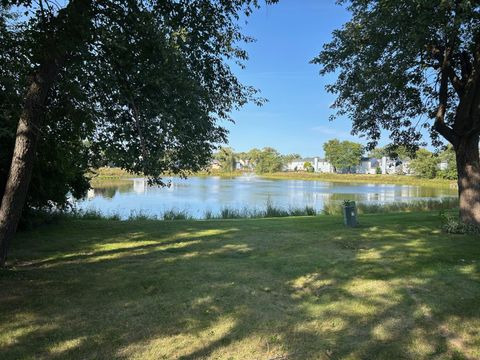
top-left (460, 51), bottom-right (473, 80)
top-left (435, 48), bottom-right (459, 147)
top-left (446, 65), bottom-right (464, 96)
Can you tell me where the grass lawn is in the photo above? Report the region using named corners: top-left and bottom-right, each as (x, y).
top-left (1, 212), bottom-right (479, 359)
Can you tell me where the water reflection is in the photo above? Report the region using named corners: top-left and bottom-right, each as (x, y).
top-left (77, 176), bottom-right (458, 219)
top-left (88, 179), bottom-right (134, 199)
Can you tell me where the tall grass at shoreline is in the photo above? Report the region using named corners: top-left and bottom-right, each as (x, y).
top-left (25, 198), bottom-right (458, 227)
top-left (322, 198), bottom-right (458, 215)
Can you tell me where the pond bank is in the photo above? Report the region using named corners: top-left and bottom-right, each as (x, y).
top-left (90, 167), bottom-right (457, 188)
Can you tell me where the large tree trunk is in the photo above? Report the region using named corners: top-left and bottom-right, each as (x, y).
top-left (456, 135), bottom-right (480, 226)
top-left (0, 0), bottom-right (93, 267)
top-left (0, 60), bottom-right (60, 266)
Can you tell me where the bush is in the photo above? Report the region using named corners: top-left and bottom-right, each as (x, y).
top-left (437, 168), bottom-right (457, 180)
top-left (410, 148), bottom-right (438, 179)
top-left (440, 212), bottom-right (480, 234)
top-left (162, 209), bottom-right (191, 221)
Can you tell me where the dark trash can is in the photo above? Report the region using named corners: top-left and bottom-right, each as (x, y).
top-left (342, 201), bottom-right (357, 227)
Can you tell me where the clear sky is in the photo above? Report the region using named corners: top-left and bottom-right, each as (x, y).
top-left (225, 0), bottom-right (366, 157)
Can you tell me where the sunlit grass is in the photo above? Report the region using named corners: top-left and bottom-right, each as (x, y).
top-left (1, 212), bottom-right (479, 359)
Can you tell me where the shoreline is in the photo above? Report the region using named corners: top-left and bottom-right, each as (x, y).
top-left (90, 167), bottom-right (457, 188)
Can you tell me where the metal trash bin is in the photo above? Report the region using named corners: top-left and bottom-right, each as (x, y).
top-left (342, 200), bottom-right (357, 227)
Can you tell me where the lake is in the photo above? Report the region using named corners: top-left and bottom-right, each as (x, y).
top-left (74, 176), bottom-right (458, 219)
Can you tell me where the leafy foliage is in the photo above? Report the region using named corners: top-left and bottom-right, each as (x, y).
top-left (440, 212), bottom-right (480, 234)
top-left (410, 149), bottom-right (439, 179)
top-left (0, 0), bottom-right (276, 213)
top-left (254, 147), bottom-right (284, 174)
top-left (303, 161), bottom-right (314, 172)
top-left (438, 145), bottom-right (458, 180)
top-left (323, 139), bottom-right (363, 173)
top-left (313, 0), bottom-right (480, 150)
top-left (214, 147), bottom-right (237, 173)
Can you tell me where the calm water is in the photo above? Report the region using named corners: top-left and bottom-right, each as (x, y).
top-left (74, 176), bottom-right (457, 219)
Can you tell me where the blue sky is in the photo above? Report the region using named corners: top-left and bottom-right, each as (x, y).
top-left (225, 0), bottom-right (365, 157)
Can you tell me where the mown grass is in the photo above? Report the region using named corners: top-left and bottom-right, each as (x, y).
top-left (1, 212), bottom-right (479, 359)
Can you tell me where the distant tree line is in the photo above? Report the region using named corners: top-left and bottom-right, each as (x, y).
top-left (213, 147), bottom-right (300, 174)
top-left (215, 140), bottom-right (458, 180)
top-left (367, 144), bottom-right (457, 180)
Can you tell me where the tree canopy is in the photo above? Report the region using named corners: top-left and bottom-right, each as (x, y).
top-left (0, 0), bottom-right (277, 264)
top-left (254, 147), bottom-right (284, 174)
top-left (410, 149), bottom-right (439, 179)
top-left (314, 0), bottom-right (480, 224)
top-left (323, 139), bottom-right (363, 173)
top-left (0, 0), bottom-right (275, 205)
top-left (313, 0), bottom-right (480, 149)
top-left (214, 147), bottom-right (237, 173)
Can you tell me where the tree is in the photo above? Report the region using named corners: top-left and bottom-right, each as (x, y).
top-left (314, 0), bottom-right (480, 224)
top-left (0, 0), bottom-right (277, 266)
top-left (303, 161), bottom-right (314, 172)
top-left (283, 153), bottom-right (301, 163)
top-left (438, 145), bottom-right (458, 180)
top-left (215, 147), bottom-right (237, 173)
top-left (255, 147), bottom-right (284, 174)
top-left (368, 147), bottom-right (388, 159)
top-left (410, 149), bottom-right (439, 179)
top-left (245, 148), bottom-right (262, 169)
top-left (384, 145), bottom-right (413, 161)
top-left (323, 139), bottom-right (363, 173)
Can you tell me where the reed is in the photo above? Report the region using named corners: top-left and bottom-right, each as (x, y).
top-left (322, 198), bottom-right (458, 215)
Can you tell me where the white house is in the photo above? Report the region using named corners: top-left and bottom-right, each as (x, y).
top-left (438, 160), bottom-right (449, 171)
top-left (316, 158), bottom-right (334, 173)
top-left (380, 157), bottom-right (412, 175)
top-left (284, 158), bottom-right (311, 172)
top-left (285, 157), bottom-right (335, 173)
top-left (210, 159), bottom-right (221, 170)
top-left (235, 159), bottom-right (254, 171)
top-left (284, 155), bottom-right (417, 175)
top-left (354, 157), bottom-right (380, 174)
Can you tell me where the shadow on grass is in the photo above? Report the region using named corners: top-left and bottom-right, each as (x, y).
top-left (0, 214), bottom-right (479, 359)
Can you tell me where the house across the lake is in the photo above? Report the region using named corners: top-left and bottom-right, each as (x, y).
top-left (284, 156), bottom-right (413, 175)
top-left (284, 157), bottom-right (335, 173)
top-left (353, 157), bottom-right (380, 175)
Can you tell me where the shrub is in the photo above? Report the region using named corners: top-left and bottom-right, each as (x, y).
top-left (162, 209), bottom-right (191, 221)
top-left (440, 212), bottom-right (480, 234)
